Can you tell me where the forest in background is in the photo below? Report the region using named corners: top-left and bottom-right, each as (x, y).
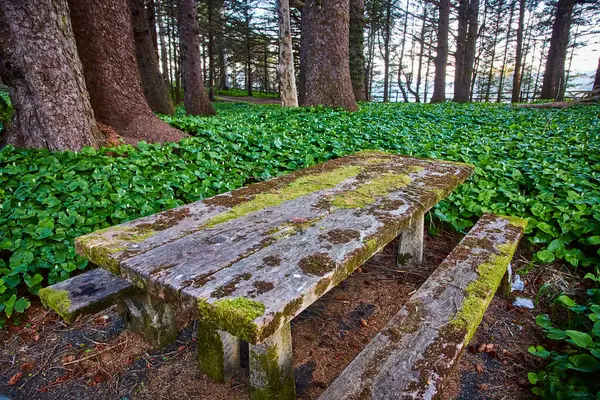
top-left (1, 0), bottom-right (600, 398)
top-left (152, 0), bottom-right (600, 103)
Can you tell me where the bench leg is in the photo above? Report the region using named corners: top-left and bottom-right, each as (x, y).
top-left (116, 292), bottom-right (177, 349)
top-left (197, 321), bottom-right (241, 382)
top-left (249, 322), bottom-right (295, 400)
top-left (498, 262), bottom-right (513, 298)
top-left (397, 213), bottom-right (424, 269)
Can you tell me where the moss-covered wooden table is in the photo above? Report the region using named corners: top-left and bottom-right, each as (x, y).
top-left (75, 150), bottom-right (473, 399)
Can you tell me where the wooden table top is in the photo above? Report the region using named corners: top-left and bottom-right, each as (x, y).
top-left (76, 151), bottom-right (473, 344)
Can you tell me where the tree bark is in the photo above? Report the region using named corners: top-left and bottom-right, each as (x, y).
top-left (69, 0), bottom-right (184, 144)
top-left (349, 0), bottom-right (366, 101)
top-left (157, 2), bottom-right (171, 84)
top-left (382, 0), bottom-right (392, 102)
top-left (453, 0), bottom-right (479, 102)
top-left (178, 0), bottom-right (216, 115)
top-left (277, 0), bottom-right (299, 107)
top-left (594, 56), bottom-right (600, 90)
top-left (130, 0), bottom-right (174, 114)
top-left (300, 0), bottom-right (357, 111)
top-left (207, 0), bottom-right (216, 100)
top-left (496, 0), bottom-right (515, 102)
top-left (431, 0), bottom-right (450, 102)
top-left (147, 0), bottom-right (159, 56)
top-left (511, 0), bottom-right (526, 103)
top-left (0, 0), bottom-right (103, 151)
top-left (540, 0), bottom-right (575, 100)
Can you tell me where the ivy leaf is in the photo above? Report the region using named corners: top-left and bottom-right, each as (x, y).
top-left (536, 250), bottom-right (555, 263)
top-left (568, 354), bottom-right (600, 372)
top-left (565, 330), bottom-right (593, 348)
top-left (13, 297), bottom-right (30, 313)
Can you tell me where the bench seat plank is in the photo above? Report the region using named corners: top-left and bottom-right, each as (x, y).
top-left (76, 151), bottom-right (473, 343)
top-left (318, 213), bottom-right (526, 400)
top-left (38, 268), bottom-right (137, 323)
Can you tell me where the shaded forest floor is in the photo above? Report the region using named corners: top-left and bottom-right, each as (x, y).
top-left (215, 95), bottom-right (280, 105)
top-left (0, 222), bottom-right (548, 400)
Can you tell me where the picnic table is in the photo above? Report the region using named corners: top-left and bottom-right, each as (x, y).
top-left (71, 150), bottom-right (473, 399)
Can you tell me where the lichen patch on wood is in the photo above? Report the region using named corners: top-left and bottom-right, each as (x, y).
top-left (74, 151), bottom-right (473, 346)
top-left (319, 213), bottom-right (525, 400)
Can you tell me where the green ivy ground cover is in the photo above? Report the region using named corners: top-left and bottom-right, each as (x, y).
top-left (0, 102), bottom-right (599, 322)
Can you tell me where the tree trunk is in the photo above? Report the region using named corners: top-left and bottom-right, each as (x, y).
top-left (594, 56), bottom-right (600, 90)
top-left (484, 0), bottom-right (503, 102)
top-left (349, 0), bottom-right (366, 102)
top-left (540, 0), bottom-right (575, 100)
top-left (207, 0), bottom-right (215, 100)
top-left (157, 3), bottom-right (171, 85)
top-left (397, 0), bottom-right (410, 103)
top-left (453, 0), bottom-right (468, 101)
top-left (300, 0), bottom-right (357, 110)
top-left (277, 0), bottom-right (299, 107)
top-left (130, 0), bottom-right (174, 114)
top-left (453, 0), bottom-right (479, 102)
top-left (0, 0), bottom-right (103, 151)
top-left (177, 0), bottom-right (216, 115)
top-left (217, 0), bottom-right (229, 91)
top-left (496, 0), bottom-right (515, 102)
top-left (69, 0), bottom-right (184, 144)
top-left (147, 0), bottom-right (159, 56)
top-left (431, 0), bottom-right (450, 102)
top-left (511, 0), bottom-right (526, 102)
top-left (382, 0), bottom-right (392, 102)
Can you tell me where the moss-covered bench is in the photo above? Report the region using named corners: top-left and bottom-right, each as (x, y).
top-left (319, 213), bottom-right (526, 400)
top-left (40, 150), bottom-right (474, 400)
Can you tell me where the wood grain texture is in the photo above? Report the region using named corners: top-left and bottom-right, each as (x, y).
top-left (39, 268), bottom-right (137, 323)
top-left (76, 151), bottom-right (473, 343)
top-left (319, 213), bottom-right (526, 400)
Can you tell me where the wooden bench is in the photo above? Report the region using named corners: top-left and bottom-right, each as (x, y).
top-left (319, 213), bottom-right (526, 400)
top-left (39, 150), bottom-right (474, 399)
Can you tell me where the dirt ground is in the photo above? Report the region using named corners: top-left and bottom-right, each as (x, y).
top-left (0, 221), bottom-right (547, 400)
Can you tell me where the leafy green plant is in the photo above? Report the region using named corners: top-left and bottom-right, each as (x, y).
top-left (216, 88), bottom-right (280, 98)
top-left (528, 272), bottom-right (600, 399)
top-left (1, 102), bottom-right (599, 323)
top-left (0, 89), bottom-right (13, 133)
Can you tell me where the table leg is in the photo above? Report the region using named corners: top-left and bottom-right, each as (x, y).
top-left (397, 213), bottom-right (424, 269)
top-left (197, 321), bottom-right (241, 382)
top-left (249, 322), bottom-right (295, 400)
top-left (117, 292), bottom-right (177, 349)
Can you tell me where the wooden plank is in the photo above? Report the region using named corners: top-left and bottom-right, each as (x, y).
top-left (318, 213), bottom-right (527, 400)
top-left (38, 268), bottom-right (137, 323)
top-left (76, 151), bottom-right (473, 343)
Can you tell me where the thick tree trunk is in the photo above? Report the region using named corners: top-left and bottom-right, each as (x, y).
top-left (431, 0), bottom-right (450, 103)
top-left (277, 0), bottom-right (299, 107)
top-left (130, 0), bottom-right (174, 114)
top-left (177, 0), bottom-right (216, 115)
top-left (300, 0), bottom-right (357, 111)
top-left (0, 0), bottom-right (103, 151)
top-left (540, 0), bottom-right (575, 100)
top-left (594, 57), bottom-right (600, 90)
top-left (349, 0), bottom-right (366, 102)
top-left (454, 0), bottom-right (479, 102)
top-left (69, 0), bottom-right (185, 144)
top-left (511, 0), bottom-right (526, 102)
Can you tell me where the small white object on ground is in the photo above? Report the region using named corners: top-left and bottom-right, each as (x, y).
top-left (511, 274), bottom-right (525, 292)
top-left (513, 297), bottom-right (534, 309)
